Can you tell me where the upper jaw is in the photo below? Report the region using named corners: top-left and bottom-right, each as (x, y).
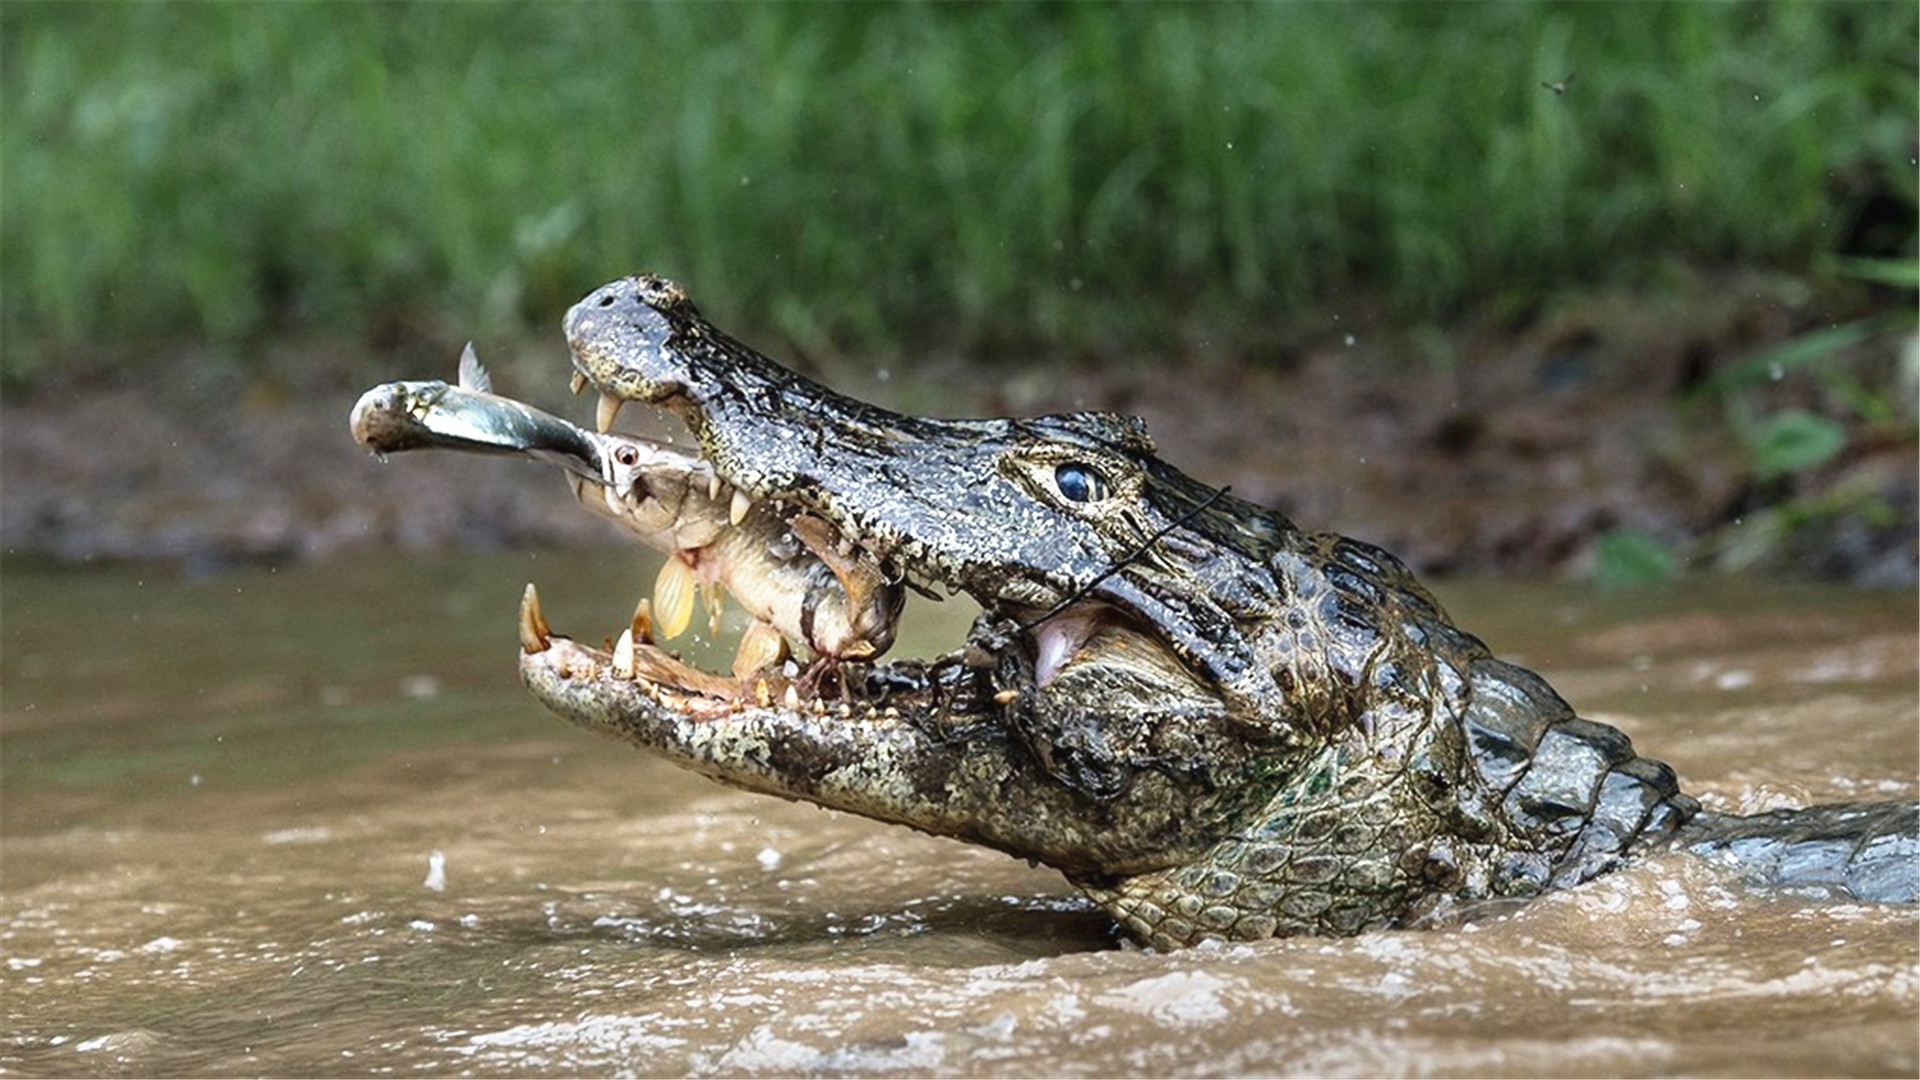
top-left (562, 275), bottom-right (705, 410)
top-left (555, 274), bottom-right (1217, 698)
top-left (562, 276), bottom-right (982, 601)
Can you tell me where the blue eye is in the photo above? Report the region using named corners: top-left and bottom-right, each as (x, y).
top-left (1054, 462), bottom-right (1109, 503)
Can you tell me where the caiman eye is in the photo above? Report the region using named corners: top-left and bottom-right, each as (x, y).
top-left (1054, 462), bottom-right (1110, 503)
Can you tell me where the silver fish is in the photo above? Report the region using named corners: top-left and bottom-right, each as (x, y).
top-left (349, 346), bottom-right (900, 669)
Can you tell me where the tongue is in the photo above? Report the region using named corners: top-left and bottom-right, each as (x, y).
top-left (1032, 610), bottom-right (1099, 688)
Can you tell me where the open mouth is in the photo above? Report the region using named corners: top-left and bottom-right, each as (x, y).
top-left (517, 387), bottom-right (1009, 723)
top-left (508, 270), bottom-right (1215, 736)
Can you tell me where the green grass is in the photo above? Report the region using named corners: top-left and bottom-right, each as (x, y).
top-left (3, 2), bottom-right (1914, 381)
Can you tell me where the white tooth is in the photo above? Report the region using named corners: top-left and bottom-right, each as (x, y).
top-left (596, 392), bottom-right (624, 433)
top-left (519, 583), bottom-right (551, 654)
top-left (731, 618), bottom-right (789, 679)
top-left (612, 628), bottom-right (637, 679)
top-left (707, 472), bottom-right (723, 502)
top-left (630, 596), bottom-right (654, 645)
top-left (569, 371), bottom-right (587, 396)
top-left (755, 678), bottom-right (773, 707)
top-left (653, 558), bottom-right (697, 641)
top-left (782, 684), bottom-right (801, 710)
top-left (729, 487), bottom-right (753, 526)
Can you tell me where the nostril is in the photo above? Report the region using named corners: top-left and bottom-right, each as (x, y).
top-left (596, 292), bottom-right (616, 308)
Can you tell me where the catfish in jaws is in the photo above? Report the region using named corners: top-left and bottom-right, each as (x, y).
top-left (391, 280), bottom-right (1917, 950)
top-left (349, 345), bottom-right (902, 684)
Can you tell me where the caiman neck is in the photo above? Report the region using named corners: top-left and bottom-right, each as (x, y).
top-left (1073, 537), bottom-right (1701, 947)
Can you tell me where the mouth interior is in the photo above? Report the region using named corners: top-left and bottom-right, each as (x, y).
top-left (519, 386), bottom-right (1142, 719)
top-left (519, 389), bottom-right (981, 717)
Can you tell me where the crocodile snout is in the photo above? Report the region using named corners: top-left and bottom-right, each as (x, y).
top-left (564, 274), bottom-right (699, 409)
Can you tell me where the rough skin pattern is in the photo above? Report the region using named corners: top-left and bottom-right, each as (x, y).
top-left (497, 275), bottom-right (1916, 948)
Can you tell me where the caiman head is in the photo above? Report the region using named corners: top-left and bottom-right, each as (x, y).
top-left (522, 275), bottom-right (1697, 947)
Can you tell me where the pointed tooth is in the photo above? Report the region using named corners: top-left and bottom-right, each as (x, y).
top-left (701, 581), bottom-right (724, 636)
top-left (653, 558), bottom-right (697, 641)
top-left (630, 596), bottom-right (654, 645)
top-left (754, 678), bottom-right (773, 708)
top-left (707, 471), bottom-right (724, 502)
top-left (569, 371), bottom-right (587, 396)
top-left (729, 487), bottom-right (754, 526)
top-left (612, 628), bottom-right (637, 679)
top-left (782, 684), bottom-right (802, 710)
top-left (519, 583), bottom-right (551, 654)
top-left (810, 697), bottom-right (826, 715)
top-left (731, 618), bottom-right (789, 679)
top-left (596, 392), bottom-right (624, 433)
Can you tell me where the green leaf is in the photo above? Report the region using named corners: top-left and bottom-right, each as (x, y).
top-left (1688, 323), bottom-right (1875, 401)
top-left (1748, 410), bottom-right (1847, 479)
top-left (1707, 507), bottom-right (1787, 573)
top-left (1833, 255), bottom-right (1920, 290)
top-left (1593, 528), bottom-right (1675, 590)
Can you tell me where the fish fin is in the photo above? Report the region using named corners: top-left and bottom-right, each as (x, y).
top-left (458, 342), bottom-right (493, 394)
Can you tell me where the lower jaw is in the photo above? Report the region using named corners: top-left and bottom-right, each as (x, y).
top-left (515, 581), bottom-right (969, 721)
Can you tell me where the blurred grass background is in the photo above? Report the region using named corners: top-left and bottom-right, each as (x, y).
top-left (5, 2), bottom-right (1914, 384)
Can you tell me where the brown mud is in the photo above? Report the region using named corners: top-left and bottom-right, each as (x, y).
top-left (3, 273), bottom-right (1913, 584)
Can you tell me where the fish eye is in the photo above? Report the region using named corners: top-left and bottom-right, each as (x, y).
top-left (1054, 462), bottom-right (1110, 503)
top-left (613, 445), bottom-right (640, 468)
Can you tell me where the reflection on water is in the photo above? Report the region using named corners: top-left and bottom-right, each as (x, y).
top-left (3, 552), bottom-right (1915, 1077)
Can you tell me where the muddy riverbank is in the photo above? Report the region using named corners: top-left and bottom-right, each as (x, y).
top-left (3, 276), bottom-right (1913, 584)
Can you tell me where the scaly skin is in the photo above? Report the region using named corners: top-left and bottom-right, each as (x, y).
top-left (504, 275), bottom-right (1915, 948)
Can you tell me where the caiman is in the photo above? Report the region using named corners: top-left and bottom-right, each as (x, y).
top-left (360, 275), bottom-right (1919, 949)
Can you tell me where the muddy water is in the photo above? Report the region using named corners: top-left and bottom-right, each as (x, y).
top-left (3, 551), bottom-right (1915, 1077)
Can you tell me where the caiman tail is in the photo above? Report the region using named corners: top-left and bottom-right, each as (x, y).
top-left (1678, 801), bottom-right (1919, 903)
